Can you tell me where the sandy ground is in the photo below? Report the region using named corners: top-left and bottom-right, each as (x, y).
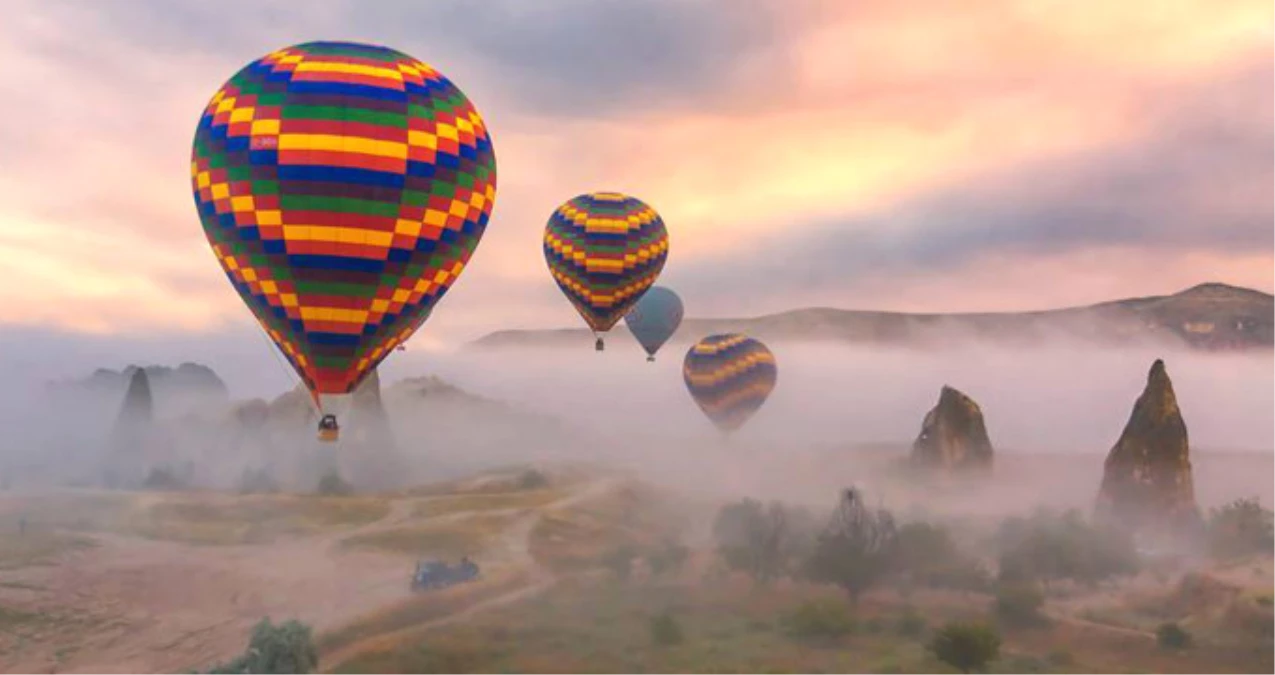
top-left (0, 478), bottom-right (615, 674)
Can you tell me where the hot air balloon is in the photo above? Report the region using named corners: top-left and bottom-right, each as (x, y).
top-left (543, 192), bottom-right (669, 352)
top-left (191, 41), bottom-right (497, 442)
top-left (683, 334), bottom-right (777, 434)
top-left (624, 286), bottom-right (683, 362)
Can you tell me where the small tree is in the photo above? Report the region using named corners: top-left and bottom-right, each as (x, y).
top-left (713, 499), bottom-right (814, 585)
top-left (803, 488), bottom-right (899, 605)
top-left (517, 469), bottom-right (550, 490)
top-left (929, 621), bottom-right (1001, 673)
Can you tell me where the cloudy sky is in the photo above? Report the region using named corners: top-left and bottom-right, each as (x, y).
top-left (1, 0), bottom-right (1271, 354)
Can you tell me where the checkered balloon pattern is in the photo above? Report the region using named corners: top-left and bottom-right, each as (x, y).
top-left (543, 192), bottom-right (669, 333)
top-left (683, 334), bottom-right (778, 434)
top-left (191, 41), bottom-right (496, 397)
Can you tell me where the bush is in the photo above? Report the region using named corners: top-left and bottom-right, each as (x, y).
top-left (316, 471), bottom-right (352, 496)
top-left (1046, 648), bottom-right (1074, 666)
top-left (995, 509), bottom-right (1138, 586)
top-left (895, 607), bottom-right (928, 637)
top-left (142, 467), bottom-right (186, 491)
top-left (994, 582), bottom-right (1047, 626)
top-left (200, 618), bottom-right (318, 673)
top-left (601, 545), bottom-right (637, 581)
top-left (238, 468), bottom-right (278, 495)
top-left (782, 599), bottom-right (858, 640)
top-left (1156, 622), bottom-right (1192, 650)
top-left (650, 611), bottom-right (684, 646)
top-left (1207, 498), bottom-right (1274, 560)
top-left (646, 538), bottom-right (691, 578)
top-left (1255, 593), bottom-right (1273, 608)
top-left (929, 621), bottom-right (1001, 673)
top-left (516, 469), bottom-right (549, 490)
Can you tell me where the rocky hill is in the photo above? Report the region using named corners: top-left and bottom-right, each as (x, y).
top-left (469, 282), bottom-right (1273, 351)
top-left (48, 362), bottom-right (230, 419)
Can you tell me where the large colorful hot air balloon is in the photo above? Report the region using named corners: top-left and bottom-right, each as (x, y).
top-left (683, 334), bottom-right (777, 434)
top-left (543, 192), bottom-right (668, 351)
top-left (191, 41), bottom-right (497, 441)
top-left (624, 286), bottom-right (683, 362)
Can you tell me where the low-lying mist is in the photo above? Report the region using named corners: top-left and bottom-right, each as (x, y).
top-left (1, 338), bottom-right (1270, 519)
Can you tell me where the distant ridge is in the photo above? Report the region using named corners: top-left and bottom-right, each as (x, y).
top-left (468, 282), bottom-right (1274, 352)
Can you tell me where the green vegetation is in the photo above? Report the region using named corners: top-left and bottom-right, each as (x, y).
top-left (802, 489), bottom-right (899, 604)
top-left (994, 582), bottom-right (1048, 627)
top-left (929, 620), bottom-right (1001, 673)
top-left (317, 471), bottom-right (353, 496)
top-left (1207, 498), bottom-right (1274, 560)
top-left (712, 498), bottom-right (817, 586)
top-left (202, 618), bottom-right (318, 673)
top-left (649, 611), bottom-right (685, 646)
top-left (1156, 621), bottom-right (1192, 650)
top-left (995, 509), bottom-right (1139, 586)
top-left (781, 599), bottom-right (858, 640)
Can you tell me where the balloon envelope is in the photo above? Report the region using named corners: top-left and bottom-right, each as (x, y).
top-left (683, 334), bottom-right (777, 433)
top-left (191, 41), bottom-right (496, 408)
top-left (543, 192), bottom-right (669, 334)
top-left (624, 286), bottom-right (684, 359)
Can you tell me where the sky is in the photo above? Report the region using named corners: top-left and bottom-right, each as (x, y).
top-left (0, 0), bottom-right (1271, 352)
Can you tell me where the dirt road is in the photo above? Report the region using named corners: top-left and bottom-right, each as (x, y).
top-left (0, 478), bottom-right (616, 674)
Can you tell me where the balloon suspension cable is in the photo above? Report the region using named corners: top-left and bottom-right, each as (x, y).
top-left (250, 321), bottom-right (322, 416)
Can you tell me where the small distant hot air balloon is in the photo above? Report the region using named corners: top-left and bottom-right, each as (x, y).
top-left (543, 192), bottom-right (669, 352)
top-left (191, 41), bottom-right (497, 442)
top-left (683, 334), bottom-right (777, 434)
top-left (624, 286), bottom-right (683, 362)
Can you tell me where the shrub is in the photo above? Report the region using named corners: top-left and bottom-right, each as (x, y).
top-left (200, 618), bottom-right (318, 673)
top-left (995, 509), bottom-right (1138, 586)
top-left (646, 538), bottom-right (691, 578)
top-left (782, 599), bottom-right (858, 640)
top-left (1156, 622), bottom-right (1191, 650)
top-left (650, 611), bottom-right (684, 646)
top-left (316, 471), bottom-right (352, 496)
top-left (601, 545), bottom-right (637, 581)
top-left (929, 621), bottom-right (1001, 673)
top-left (142, 467), bottom-right (186, 491)
top-left (713, 498), bottom-right (818, 585)
top-left (994, 582), bottom-right (1047, 626)
top-left (863, 617), bottom-right (885, 634)
top-left (238, 468), bottom-right (278, 495)
top-left (516, 469), bottom-right (549, 490)
top-left (1207, 498), bottom-right (1274, 560)
top-left (1255, 593), bottom-right (1273, 608)
top-left (895, 607), bottom-right (928, 637)
top-left (1046, 648), bottom-right (1074, 666)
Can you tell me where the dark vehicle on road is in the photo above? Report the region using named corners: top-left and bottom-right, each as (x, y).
top-left (410, 556), bottom-right (480, 591)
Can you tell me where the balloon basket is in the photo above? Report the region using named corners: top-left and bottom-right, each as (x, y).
top-left (646, 355), bottom-right (655, 362)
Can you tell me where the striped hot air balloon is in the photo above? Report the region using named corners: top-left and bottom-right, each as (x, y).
top-left (543, 192), bottom-right (669, 351)
top-left (683, 334), bottom-right (778, 434)
top-left (191, 41), bottom-right (496, 441)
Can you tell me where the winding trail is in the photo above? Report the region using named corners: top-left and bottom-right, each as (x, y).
top-left (316, 477), bottom-right (618, 671)
top-left (0, 477), bottom-right (617, 674)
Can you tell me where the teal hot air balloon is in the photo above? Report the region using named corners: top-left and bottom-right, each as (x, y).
top-left (683, 334), bottom-right (778, 434)
top-left (624, 286), bottom-right (683, 362)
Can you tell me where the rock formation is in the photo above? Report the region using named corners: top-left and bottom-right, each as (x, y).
top-left (343, 369), bottom-right (406, 489)
top-left (50, 362), bottom-right (230, 419)
top-left (910, 385), bottom-right (994, 471)
top-left (104, 368), bottom-right (156, 487)
top-left (1095, 359), bottom-right (1200, 536)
